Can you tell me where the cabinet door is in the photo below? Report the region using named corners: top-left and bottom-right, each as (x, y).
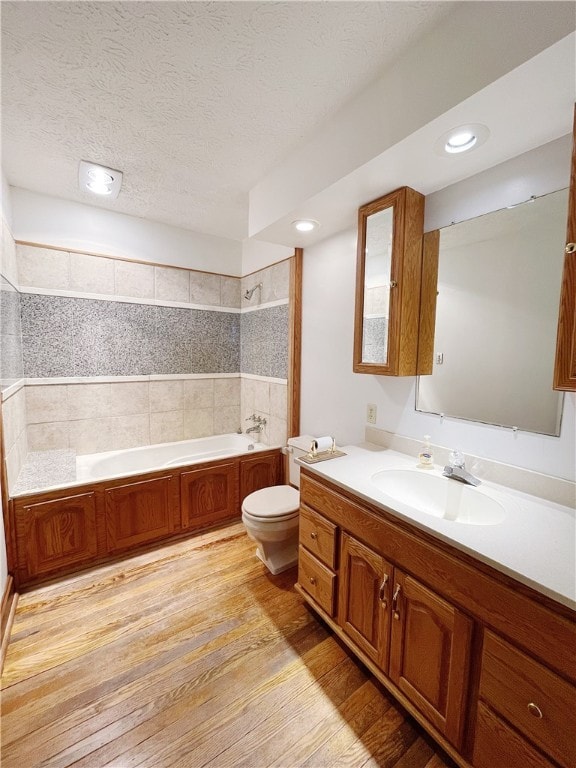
top-left (105, 475), bottom-right (178, 553)
top-left (240, 452), bottom-right (282, 500)
top-left (388, 571), bottom-right (472, 748)
top-left (16, 492), bottom-right (98, 580)
top-left (338, 533), bottom-right (393, 668)
top-left (554, 105), bottom-right (576, 390)
top-left (181, 461), bottom-right (239, 530)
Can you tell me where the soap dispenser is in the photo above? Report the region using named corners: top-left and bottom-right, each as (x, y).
top-left (418, 435), bottom-right (434, 469)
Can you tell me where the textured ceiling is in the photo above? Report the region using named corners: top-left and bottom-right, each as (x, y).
top-left (1, 1), bottom-right (451, 241)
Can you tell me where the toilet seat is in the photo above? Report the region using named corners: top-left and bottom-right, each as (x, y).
top-left (241, 485), bottom-right (299, 521)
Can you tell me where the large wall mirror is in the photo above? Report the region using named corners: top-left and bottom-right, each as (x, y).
top-left (416, 188), bottom-right (568, 435)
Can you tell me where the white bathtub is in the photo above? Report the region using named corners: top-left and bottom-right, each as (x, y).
top-left (76, 433), bottom-right (268, 483)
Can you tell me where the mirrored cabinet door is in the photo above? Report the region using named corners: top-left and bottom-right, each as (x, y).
top-left (353, 186), bottom-right (429, 376)
top-left (554, 104), bottom-right (576, 392)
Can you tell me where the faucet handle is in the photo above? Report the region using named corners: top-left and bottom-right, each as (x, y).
top-left (449, 449), bottom-right (465, 469)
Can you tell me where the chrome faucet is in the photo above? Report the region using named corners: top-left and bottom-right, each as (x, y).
top-left (245, 413), bottom-right (267, 434)
top-left (442, 449), bottom-right (481, 486)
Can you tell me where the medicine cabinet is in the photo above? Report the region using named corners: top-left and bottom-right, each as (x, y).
top-left (353, 186), bottom-right (435, 376)
top-left (554, 105), bottom-right (576, 392)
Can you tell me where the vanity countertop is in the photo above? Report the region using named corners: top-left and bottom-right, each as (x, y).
top-left (298, 443), bottom-right (576, 611)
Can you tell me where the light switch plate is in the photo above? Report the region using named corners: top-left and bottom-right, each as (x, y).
top-left (367, 403), bottom-right (377, 424)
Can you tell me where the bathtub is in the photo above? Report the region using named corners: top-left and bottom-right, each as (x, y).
top-left (76, 433), bottom-right (267, 483)
top-left (13, 433), bottom-right (283, 588)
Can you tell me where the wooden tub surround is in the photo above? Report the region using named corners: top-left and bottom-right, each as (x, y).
top-left (9, 448), bottom-right (283, 589)
top-left (295, 470), bottom-right (576, 768)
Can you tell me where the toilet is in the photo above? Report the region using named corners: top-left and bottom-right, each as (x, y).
top-left (241, 435), bottom-right (312, 575)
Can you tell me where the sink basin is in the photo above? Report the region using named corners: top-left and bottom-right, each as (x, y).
top-left (371, 469), bottom-right (506, 525)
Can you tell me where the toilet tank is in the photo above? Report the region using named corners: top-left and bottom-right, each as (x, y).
top-left (286, 435), bottom-right (314, 488)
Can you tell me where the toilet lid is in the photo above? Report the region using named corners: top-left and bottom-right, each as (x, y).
top-left (242, 485), bottom-right (300, 519)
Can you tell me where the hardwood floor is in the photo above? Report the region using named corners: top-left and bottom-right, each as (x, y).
top-left (1, 523), bottom-right (455, 768)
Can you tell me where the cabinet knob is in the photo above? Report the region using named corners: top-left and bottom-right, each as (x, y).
top-left (527, 702), bottom-right (543, 719)
top-left (566, 242), bottom-right (576, 254)
top-left (310, 532), bottom-right (318, 540)
top-left (309, 576), bottom-right (316, 586)
top-left (389, 280), bottom-right (398, 288)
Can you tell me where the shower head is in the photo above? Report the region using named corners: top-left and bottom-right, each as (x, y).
top-left (243, 283), bottom-right (262, 301)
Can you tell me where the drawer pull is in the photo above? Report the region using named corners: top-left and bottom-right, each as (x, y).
top-left (310, 532), bottom-right (318, 540)
top-left (392, 583), bottom-right (401, 620)
top-left (527, 702), bottom-right (543, 719)
top-left (309, 576), bottom-right (317, 586)
top-left (379, 575), bottom-right (389, 606)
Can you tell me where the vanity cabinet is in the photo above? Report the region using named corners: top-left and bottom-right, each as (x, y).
top-left (554, 105), bottom-right (576, 391)
top-left (474, 630), bottom-right (576, 768)
top-left (338, 533), bottom-right (392, 667)
top-left (295, 469), bottom-right (576, 768)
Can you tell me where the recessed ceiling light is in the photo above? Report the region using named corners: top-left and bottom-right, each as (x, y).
top-left (435, 124), bottom-right (490, 157)
top-left (292, 219), bottom-right (319, 232)
top-left (79, 160), bottom-right (123, 199)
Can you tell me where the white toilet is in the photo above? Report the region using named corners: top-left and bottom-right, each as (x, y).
top-left (241, 435), bottom-right (312, 575)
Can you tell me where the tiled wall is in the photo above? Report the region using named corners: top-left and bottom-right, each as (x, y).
top-left (2, 244), bottom-right (292, 474)
top-left (20, 295), bottom-right (240, 377)
top-left (25, 378), bottom-right (242, 455)
top-left (17, 244), bottom-right (241, 307)
top-left (1, 216), bottom-right (27, 488)
top-left (240, 305), bottom-right (289, 379)
top-left (2, 387), bottom-right (27, 488)
top-left (1, 278), bottom-right (23, 384)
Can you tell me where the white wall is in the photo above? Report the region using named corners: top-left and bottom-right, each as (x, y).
top-left (242, 239), bottom-right (294, 276)
top-left (300, 150), bottom-right (576, 482)
top-left (11, 188), bottom-right (243, 275)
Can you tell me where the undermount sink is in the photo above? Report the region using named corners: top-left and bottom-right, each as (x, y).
top-left (371, 469), bottom-right (506, 525)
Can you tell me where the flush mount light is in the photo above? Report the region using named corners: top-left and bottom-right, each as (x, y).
top-left (292, 219), bottom-right (319, 232)
top-left (435, 124), bottom-right (490, 157)
top-left (79, 160), bottom-right (123, 199)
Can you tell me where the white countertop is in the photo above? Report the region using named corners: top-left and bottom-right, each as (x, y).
top-left (298, 443), bottom-right (576, 611)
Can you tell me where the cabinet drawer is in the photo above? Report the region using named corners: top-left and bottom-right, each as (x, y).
top-left (299, 505), bottom-right (337, 568)
top-left (479, 630), bottom-right (576, 768)
top-left (473, 702), bottom-right (555, 768)
top-left (298, 545), bottom-right (336, 617)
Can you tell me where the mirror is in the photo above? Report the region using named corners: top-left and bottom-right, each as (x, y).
top-left (416, 188), bottom-right (567, 435)
top-left (361, 206), bottom-right (394, 365)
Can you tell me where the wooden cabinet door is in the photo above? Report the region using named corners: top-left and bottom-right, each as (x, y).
top-left (181, 461), bottom-right (239, 530)
top-left (554, 105), bottom-right (576, 390)
top-left (388, 571), bottom-right (472, 748)
top-left (105, 475), bottom-right (178, 553)
top-left (16, 492), bottom-right (98, 580)
top-left (239, 452), bottom-right (282, 500)
top-left (338, 533), bottom-right (393, 669)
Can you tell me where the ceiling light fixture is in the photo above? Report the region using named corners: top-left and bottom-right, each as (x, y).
top-left (435, 124), bottom-right (490, 157)
top-left (292, 219), bottom-right (319, 232)
top-left (79, 160), bottom-right (123, 199)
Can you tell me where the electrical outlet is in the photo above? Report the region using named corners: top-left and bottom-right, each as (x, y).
top-left (367, 403), bottom-right (377, 424)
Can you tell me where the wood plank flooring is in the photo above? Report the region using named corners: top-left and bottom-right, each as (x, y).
top-left (1, 523), bottom-right (455, 768)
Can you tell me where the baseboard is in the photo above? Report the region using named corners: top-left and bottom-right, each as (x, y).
top-left (0, 575), bottom-right (18, 674)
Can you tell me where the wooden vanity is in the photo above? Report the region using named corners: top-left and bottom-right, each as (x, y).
top-left (295, 469), bottom-right (576, 768)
